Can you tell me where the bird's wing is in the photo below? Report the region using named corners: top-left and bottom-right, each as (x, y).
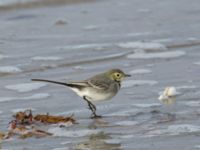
top-left (87, 77), bottom-right (110, 90)
top-left (68, 82), bottom-right (89, 86)
top-left (67, 80), bottom-right (108, 90)
top-left (66, 81), bottom-right (90, 90)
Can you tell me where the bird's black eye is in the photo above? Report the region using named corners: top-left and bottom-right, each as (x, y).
top-left (116, 73), bottom-right (120, 77)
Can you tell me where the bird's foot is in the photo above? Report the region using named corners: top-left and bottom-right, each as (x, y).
top-left (91, 114), bottom-right (102, 119)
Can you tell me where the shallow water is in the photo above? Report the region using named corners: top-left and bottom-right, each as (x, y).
top-left (1, 0), bottom-right (200, 149)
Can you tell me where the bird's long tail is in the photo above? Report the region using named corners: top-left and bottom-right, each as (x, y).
top-left (31, 79), bottom-right (69, 86)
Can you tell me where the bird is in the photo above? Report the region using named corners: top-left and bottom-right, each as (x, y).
top-left (31, 69), bottom-right (131, 118)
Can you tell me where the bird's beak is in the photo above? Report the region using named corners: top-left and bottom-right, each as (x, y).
top-left (125, 74), bottom-right (131, 77)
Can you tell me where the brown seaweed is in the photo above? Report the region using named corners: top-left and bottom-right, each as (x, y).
top-left (13, 109), bottom-right (33, 125)
top-left (13, 110), bottom-right (76, 125)
top-left (0, 109), bottom-right (77, 140)
top-left (34, 114), bottom-right (76, 124)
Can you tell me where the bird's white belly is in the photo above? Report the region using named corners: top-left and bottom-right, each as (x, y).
top-left (70, 88), bottom-right (116, 102)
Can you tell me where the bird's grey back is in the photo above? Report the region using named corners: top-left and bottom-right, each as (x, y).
top-left (87, 73), bottom-right (120, 92)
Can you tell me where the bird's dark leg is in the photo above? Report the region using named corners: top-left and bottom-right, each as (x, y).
top-left (83, 96), bottom-right (102, 118)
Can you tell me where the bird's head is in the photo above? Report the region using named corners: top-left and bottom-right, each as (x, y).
top-left (105, 69), bottom-right (131, 82)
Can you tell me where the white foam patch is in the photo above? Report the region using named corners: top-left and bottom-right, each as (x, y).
top-left (146, 124), bottom-right (200, 136)
top-left (133, 103), bottom-right (161, 108)
top-left (123, 80), bottom-right (158, 88)
top-left (31, 56), bottom-right (63, 61)
top-left (127, 50), bottom-right (186, 59)
top-left (159, 87), bottom-right (179, 98)
top-left (115, 121), bottom-right (138, 126)
top-left (158, 87), bottom-right (179, 105)
top-left (117, 41), bottom-right (166, 50)
top-left (5, 83), bottom-right (47, 92)
top-left (0, 93), bottom-right (50, 102)
top-left (0, 66), bottom-right (22, 73)
top-left (48, 127), bottom-right (98, 137)
top-left (129, 69), bottom-right (152, 74)
top-left (11, 108), bottom-right (36, 113)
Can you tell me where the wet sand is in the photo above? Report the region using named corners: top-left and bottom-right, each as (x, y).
top-left (0, 0), bottom-right (200, 149)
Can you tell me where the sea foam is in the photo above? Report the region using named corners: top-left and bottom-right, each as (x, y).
top-left (31, 56), bottom-right (63, 61)
top-left (5, 83), bottom-right (47, 92)
top-left (127, 50), bottom-right (186, 59)
top-left (0, 66), bottom-right (22, 73)
top-left (117, 41), bottom-right (166, 50)
top-left (0, 93), bottom-right (50, 102)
